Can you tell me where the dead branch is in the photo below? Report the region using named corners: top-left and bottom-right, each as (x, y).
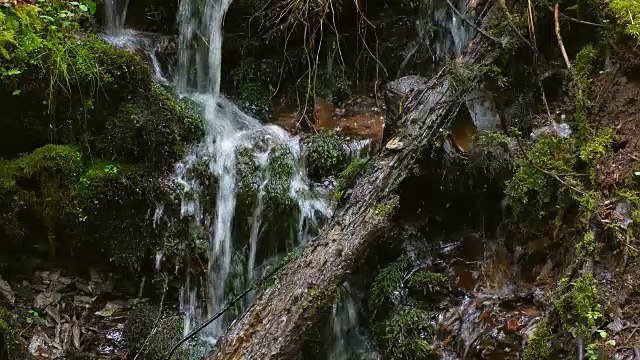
top-left (554, 4), bottom-right (572, 70)
top-left (547, 6), bottom-right (608, 27)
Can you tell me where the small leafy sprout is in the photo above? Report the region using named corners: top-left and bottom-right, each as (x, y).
top-left (26, 310), bottom-right (40, 324)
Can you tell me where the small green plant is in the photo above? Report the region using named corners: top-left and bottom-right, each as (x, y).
top-left (407, 271), bottom-right (447, 288)
top-left (375, 195), bottom-right (400, 218)
top-left (369, 256), bottom-right (410, 318)
top-left (604, 0), bottom-right (640, 40)
top-left (577, 231), bottom-right (598, 258)
top-left (26, 310), bottom-right (40, 324)
top-left (506, 133), bottom-right (578, 220)
top-left (382, 309), bottom-right (435, 360)
top-left (555, 273), bottom-right (601, 339)
top-left (586, 330), bottom-right (616, 360)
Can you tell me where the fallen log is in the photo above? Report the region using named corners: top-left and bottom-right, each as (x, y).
top-left (207, 6), bottom-right (508, 360)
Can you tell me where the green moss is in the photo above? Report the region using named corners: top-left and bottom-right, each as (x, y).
top-left (382, 309), bottom-right (435, 360)
top-left (605, 0), bottom-right (640, 41)
top-left (333, 158), bottom-right (369, 202)
top-left (523, 320), bottom-right (551, 360)
top-left (506, 134), bottom-right (577, 220)
top-left (0, 306), bottom-right (16, 353)
top-left (305, 131), bottom-right (349, 180)
top-left (369, 256), bottom-right (410, 319)
top-left (18, 144), bottom-right (83, 182)
top-left (555, 273), bottom-right (601, 339)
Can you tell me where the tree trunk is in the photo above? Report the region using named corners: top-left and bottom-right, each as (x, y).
top-left (207, 6), bottom-right (506, 359)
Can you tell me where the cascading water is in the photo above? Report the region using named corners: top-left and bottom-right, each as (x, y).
top-left (426, 0), bottom-right (502, 131)
top-left (99, 0), bottom-right (374, 354)
top-left (104, 0), bottom-right (129, 35)
top-left (163, 0), bottom-right (333, 345)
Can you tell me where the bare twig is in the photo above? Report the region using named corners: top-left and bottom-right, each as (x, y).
top-left (554, 4), bottom-right (572, 70)
top-left (445, 0), bottom-right (501, 44)
top-left (547, 6), bottom-right (608, 27)
top-left (135, 279), bottom-right (168, 360)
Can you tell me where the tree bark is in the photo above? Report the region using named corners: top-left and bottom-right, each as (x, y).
top-left (207, 6), bottom-right (506, 359)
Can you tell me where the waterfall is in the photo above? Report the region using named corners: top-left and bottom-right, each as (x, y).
top-left (104, 0), bottom-right (130, 35)
top-left (166, 0), bottom-right (331, 344)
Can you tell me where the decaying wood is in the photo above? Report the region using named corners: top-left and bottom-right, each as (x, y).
top-left (206, 6), bottom-right (507, 360)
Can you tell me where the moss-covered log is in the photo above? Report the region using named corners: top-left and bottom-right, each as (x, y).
top-left (207, 7), bottom-right (509, 358)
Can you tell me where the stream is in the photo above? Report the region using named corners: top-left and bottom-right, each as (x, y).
top-left (97, 0), bottom-right (532, 358)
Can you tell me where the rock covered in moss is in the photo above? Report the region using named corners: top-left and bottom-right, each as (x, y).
top-left (0, 3), bottom-right (150, 157)
top-left (304, 131), bottom-right (349, 181)
top-left (97, 84), bottom-right (204, 172)
top-left (0, 145), bottom-right (82, 251)
top-left (124, 304), bottom-right (202, 360)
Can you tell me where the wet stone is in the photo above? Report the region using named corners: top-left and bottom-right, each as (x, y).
top-left (34, 291), bottom-right (63, 310)
top-left (73, 295), bottom-right (97, 308)
top-left (29, 332), bottom-right (51, 357)
top-left (45, 305), bottom-right (61, 324)
top-left (0, 276), bottom-right (15, 305)
top-left (95, 301), bottom-right (130, 317)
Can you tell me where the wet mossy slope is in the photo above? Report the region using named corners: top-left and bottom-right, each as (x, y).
top-left (0, 3), bottom-right (204, 272)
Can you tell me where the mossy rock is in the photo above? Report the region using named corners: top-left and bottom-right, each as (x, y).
top-left (0, 6), bottom-right (150, 156)
top-left (0, 145), bottom-right (82, 251)
top-left (124, 304), bottom-right (201, 360)
top-left (0, 148), bottom-right (178, 270)
top-left (74, 162), bottom-right (163, 268)
top-left (304, 131), bottom-right (350, 181)
top-left (97, 84), bottom-right (204, 172)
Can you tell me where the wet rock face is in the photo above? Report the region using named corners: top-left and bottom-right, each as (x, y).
top-left (368, 229), bottom-right (549, 360)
